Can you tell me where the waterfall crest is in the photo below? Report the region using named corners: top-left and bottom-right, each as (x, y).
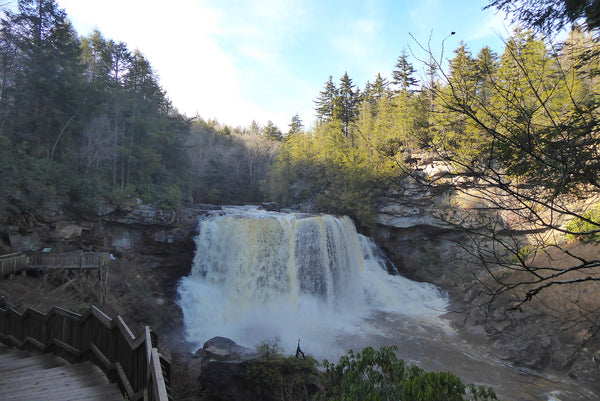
top-left (178, 207), bottom-right (448, 355)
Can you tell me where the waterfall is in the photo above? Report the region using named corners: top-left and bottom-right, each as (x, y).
top-left (178, 206), bottom-right (448, 356)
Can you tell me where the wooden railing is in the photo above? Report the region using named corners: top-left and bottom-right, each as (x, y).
top-left (0, 252), bottom-right (29, 277)
top-left (0, 252), bottom-right (111, 278)
top-left (27, 252), bottom-right (111, 269)
top-left (0, 305), bottom-right (171, 401)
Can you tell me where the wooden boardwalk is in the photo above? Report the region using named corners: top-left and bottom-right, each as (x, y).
top-left (0, 343), bottom-right (123, 401)
top-left (0, 252), bottom-right (111, 279)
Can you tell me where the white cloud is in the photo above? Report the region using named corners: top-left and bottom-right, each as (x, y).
top-left (56, 0), bottom-right (305, 128)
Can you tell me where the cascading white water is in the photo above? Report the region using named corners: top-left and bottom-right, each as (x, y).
top-left (178, 206), bottom-right (448, 356)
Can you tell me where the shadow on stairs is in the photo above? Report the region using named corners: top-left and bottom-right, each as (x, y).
top-left (0, 342), bottom-right (123, 401)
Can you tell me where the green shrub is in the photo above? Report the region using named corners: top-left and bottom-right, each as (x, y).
top-left (158, 183), bottom-right (182, 211)
top-left (68, 178), bottom-right (100, 215)
top-left (244, 338), bottom-right (320, 401)
top-left (319, 346), bottom-right (497, 401)
top-left (566, 206), bottom-right (600, 243)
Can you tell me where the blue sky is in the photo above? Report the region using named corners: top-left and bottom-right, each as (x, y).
top-left (55, 0), bottom-right (513, 130)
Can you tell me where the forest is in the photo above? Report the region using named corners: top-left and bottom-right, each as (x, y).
top-left (1, 0), bottom-right (598, 234)
top-left (0, 0), bottom-right (281, 219)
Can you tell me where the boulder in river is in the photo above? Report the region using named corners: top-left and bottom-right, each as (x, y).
top-left (202, 336), bottom-right (260, 362)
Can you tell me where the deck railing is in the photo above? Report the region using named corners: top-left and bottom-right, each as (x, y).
top-left (0, 305), bottom-right (170, 401)
top-left (0, 253), bottom-right (29, 277)
top-left (0, 252), bottom-right (111, 278)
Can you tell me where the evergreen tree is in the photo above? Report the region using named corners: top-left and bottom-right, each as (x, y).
top-left (263, 120), bottom-right (283, 141)
top-left (372, 73), bottom-right (391, 101)
top-left (487, 0), bottom-right (600, 33)
top-left (249, 120), bottom-right (261, 135)
top-left (333, 71), bottom-right (360, 137)
top-left (392, 49), bottom-right (418, 94)
top-left (80, 30), bottom-right (112, 87)
top-left (448, 42), bottom-right (477, 103)
top-left (363, 73), bottom-right (391, 116)
top-left (314, 75), bottom-right (337, 122)
top-left (287, 113), bottom-right (304, 136)
top-left (474, 46), bottom-right (499, 106)
top-left (433, 42), bottom-right (482, 155)
top-left (1, 0), bottom-right (83, 155)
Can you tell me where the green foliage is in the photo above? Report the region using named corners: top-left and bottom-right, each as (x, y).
top-left (256, 338), bottom-right (285, 358)
top-left (511, 245), bottom-right (533, 264)
top-left (315, 75), bottom-right (338, 122)
top-left (264, 120), bottom-right (283, 141)
top-left (156, 183), bottom-right (182, 211)
top-left (68, 177), bottom-right (100, 215)
top-left (0, 1), bottom-right (193, 219)
top-left (313, 165), bottom-right (377, 232)
top-left (487, 0), bottom-right (600, 33)
top-left (269, 119), bottom-right (384, 232)
top-left (288, 113), bottom-right (304, 136)
top-left (319, 346), bottom-right (497, 401)
top-left (566, 205), bottom-right (600, 243)
top-left (392, 48), bottom-right (418, 93)
top-left (246, 338), bottom-right (320, 401)
top-left (0, 136), bottom-right (73, 222)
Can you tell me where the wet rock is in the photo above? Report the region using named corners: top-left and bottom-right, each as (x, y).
top-left (56, 224), bottom-right (86, 241)
top-left (8, 232), bottom-right (39, 251)
top-left (202, 336), bottom-right (259, 362)
top-left (261, 202), bottom-right (281, 211)
top-left (96, 202), bottom-right (117, 216)
top-left (116, 205), bottom-right (177, 226)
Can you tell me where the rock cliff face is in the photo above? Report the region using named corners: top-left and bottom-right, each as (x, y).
top-left (1, 199), bottom-right (216, 255)
top-left (373, 153), bottom-right (496, 288)
top-left (372, 152), bottom-right (600, 386)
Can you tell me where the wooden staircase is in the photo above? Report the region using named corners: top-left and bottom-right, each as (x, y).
top-left (0, 343), bottom-right (123, 400)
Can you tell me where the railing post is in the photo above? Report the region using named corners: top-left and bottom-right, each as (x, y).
top-left (0, 302), bottom-right (170, 401)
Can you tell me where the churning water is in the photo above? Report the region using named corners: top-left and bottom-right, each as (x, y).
top-left (177, 206), bottom-right (597, 401)
top-left (178, 206), bottom-right (447, 356)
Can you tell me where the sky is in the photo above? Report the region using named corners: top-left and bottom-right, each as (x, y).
top-left (52, 0), bottom-right (513, 131)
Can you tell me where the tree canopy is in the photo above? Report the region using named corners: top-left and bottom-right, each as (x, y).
top-left (486, 0), bottom-right (600, 33)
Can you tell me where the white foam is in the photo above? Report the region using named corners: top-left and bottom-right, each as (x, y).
top-left (178, 207), bottom-right (448, 355)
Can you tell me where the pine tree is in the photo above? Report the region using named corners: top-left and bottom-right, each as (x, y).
top-left (263, 120), bottom-right (283, 141)
top-left (392, 49), bottom-right (418, 94)
top-left (333, 71), bottom-right (359, 137)
top-left (372, 73), bottom-right (391, 101)
top-left (314, 75), bottom-right (337, 122)
top-left (448, 42), bottom-right (477, 102)
top-left (474, 46), bottom-right (499, 108)
top-left (80, 30), bottom-right (112, 86)
top-left (288, 113), bottom-right (304, 136)
top-left (434, 42), bottom-right (482, 156)
top-left (363, 73), bottom-right (391, 116)
top-left (249, 120), bottom-right (261, 135)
